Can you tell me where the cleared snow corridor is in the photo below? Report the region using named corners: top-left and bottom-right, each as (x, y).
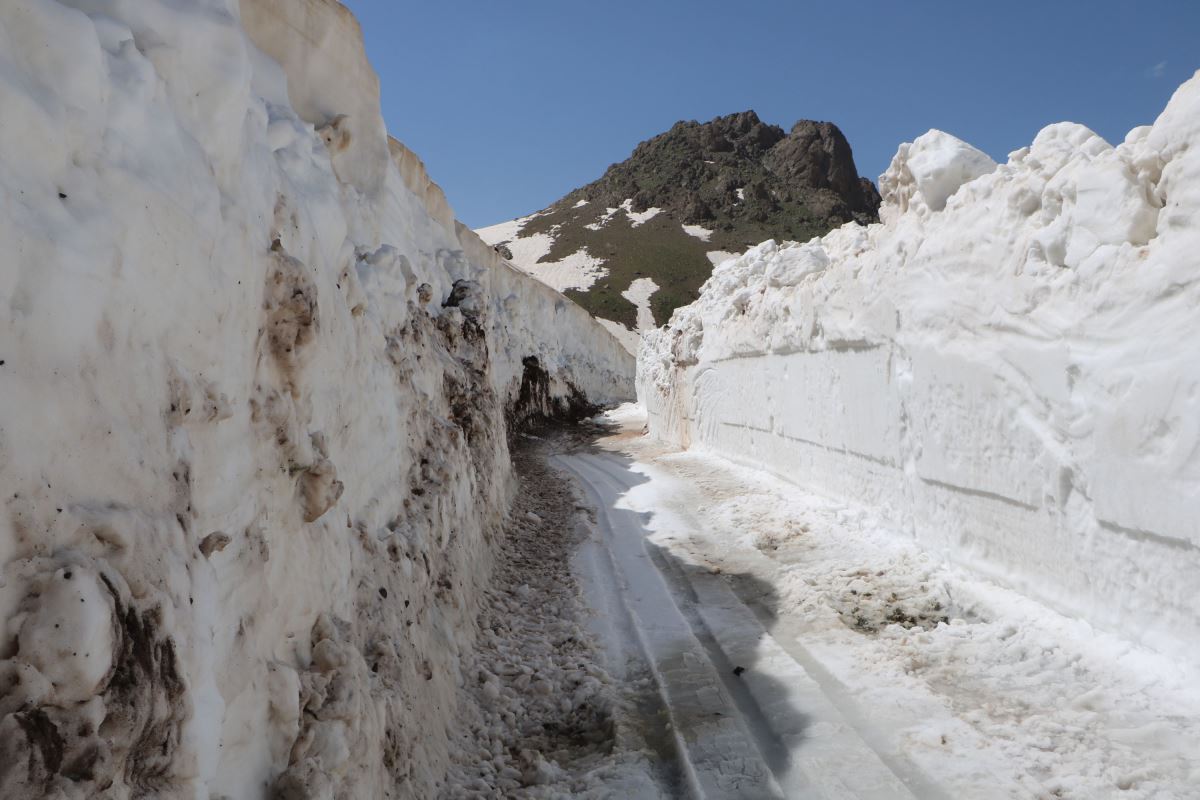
top-left (3, 0), bottom-right (1199, 796)
top-left (453, 409), bottom-right (1200, 799)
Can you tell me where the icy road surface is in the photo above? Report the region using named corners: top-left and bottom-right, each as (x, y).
top-left (552, 406), bottom-right (1200, 800)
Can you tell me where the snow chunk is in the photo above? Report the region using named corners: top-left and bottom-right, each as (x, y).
top-left (682, 224), bottom-right (713, 242)
top-left (16, 567), bottom-right (114, 704)
top-left (880, 129), bottom-right (997, 221)
top-left (763, 242), bottom-right (829, 287)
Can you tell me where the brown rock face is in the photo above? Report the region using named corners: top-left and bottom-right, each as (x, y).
top-left (764, 120), bottom-right (881, 216)
top-left (573, 110), bottom-right (879, 230)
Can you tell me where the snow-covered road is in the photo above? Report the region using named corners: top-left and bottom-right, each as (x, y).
top-left (553, 407), bottom-right (1200, 799)
top-left (560, 448), bottom-right (922, 799)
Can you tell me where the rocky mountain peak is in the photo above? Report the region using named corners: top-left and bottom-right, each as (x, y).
top-left (648, 110), bottom-right (787, 161)
top-left (477, 111), bottom-right (881, 346)
top-left (576, 111), bottom-right (879, 229)
top-left (766, 120), bottom-right (881, 215)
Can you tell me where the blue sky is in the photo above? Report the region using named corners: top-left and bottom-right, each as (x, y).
top-left (343, 0), bottom-right (1199, 228)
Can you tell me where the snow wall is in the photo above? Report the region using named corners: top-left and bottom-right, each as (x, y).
top-left (0, 0), bottom-right (632, 797)
top-left (640, 74), bottom-right (1200, 666)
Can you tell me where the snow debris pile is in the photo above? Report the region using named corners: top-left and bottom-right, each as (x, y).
top-left (0, 0), bottom-right (631, 797)
top-left (640, 72), bottom-right (1200, 665)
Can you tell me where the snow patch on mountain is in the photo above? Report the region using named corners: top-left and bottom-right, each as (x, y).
top-left (705, 250), bottom-right (740, 266)
top-left (476, 217), bottom-right (609, 293)
top-left (640, 73), bottom-right (1200, 665)
top-left (621, 277), bottom-right (660, 333)
top-left (621, 199), bottom-right (662, 227)
top-left (684, 225), bottom-right (742, 266)
top-left (513, 246), bottom-right (609, 294)
top-left (586, 205), bottom-right (624, 231)
top-left (476, 214), bottom-right (538, 250)
top-left (593, 278), bottom-right (663, 354)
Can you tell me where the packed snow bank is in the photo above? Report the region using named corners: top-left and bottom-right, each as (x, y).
top-left (640, 72), bottom-right (1200, 665)
top-left (0, 0), bottom-right (631, 797)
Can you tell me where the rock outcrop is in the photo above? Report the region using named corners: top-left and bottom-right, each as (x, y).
top-left (477, 111), bottom-right (879, 347)
top-left (585, 111), bottom-right (880, 229)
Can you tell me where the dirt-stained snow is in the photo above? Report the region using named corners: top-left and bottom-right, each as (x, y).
top-left (0, 1), bottom-right (631, 797)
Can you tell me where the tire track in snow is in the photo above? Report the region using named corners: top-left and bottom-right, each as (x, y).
top-left (556, 449), bottom-right (919, 799)
top-left (556, 453), bottom-right (787, 799)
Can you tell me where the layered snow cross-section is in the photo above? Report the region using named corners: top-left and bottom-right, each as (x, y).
top-left (0, 0), bottom-right (632, 797)
top-left (641, 73), bottom-right (1200, 666)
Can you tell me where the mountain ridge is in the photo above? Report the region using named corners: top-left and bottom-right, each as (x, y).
top-left (477, 110), bottom-right (881, 346)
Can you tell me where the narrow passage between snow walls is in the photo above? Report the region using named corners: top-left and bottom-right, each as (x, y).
top-left (0, 1), bottom-right (632, 797)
